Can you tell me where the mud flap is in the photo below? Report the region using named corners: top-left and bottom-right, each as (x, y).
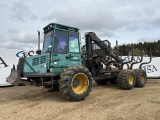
top-left (6, 69), bottom-right (20, 86)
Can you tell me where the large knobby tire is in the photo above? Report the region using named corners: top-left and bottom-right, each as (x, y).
top-left (95, 79), bottom-right (108, 85)
top-left (134, 69), bottom-right (147, 88)
top-left (59, 66), bottom-right (92, 101)
top-left (117, 69), bottom-right (136, 90)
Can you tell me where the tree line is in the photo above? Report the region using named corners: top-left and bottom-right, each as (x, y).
top-left (117, 40), bottom-right (160, 57)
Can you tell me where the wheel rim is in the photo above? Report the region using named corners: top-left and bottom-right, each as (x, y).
top-left (140, 74), bottom-right (145, 83)
top-left (128, 74), bottom-right (134, 85)
top-left (71, 73), bottom-right (89, 95)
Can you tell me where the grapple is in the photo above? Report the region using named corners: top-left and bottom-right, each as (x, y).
top-left (6, 68), bottom-right (20, 86)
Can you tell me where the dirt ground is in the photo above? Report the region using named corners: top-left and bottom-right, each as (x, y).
top-left (0, 79), bottom-right (160, 120)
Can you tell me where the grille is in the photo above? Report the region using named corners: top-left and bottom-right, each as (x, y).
top-left (40, 56), bottom-right (46, 64)
top-left (32, 56), bottom-right (46, 66)
top-left (32, 57), bottom-right (39, 66)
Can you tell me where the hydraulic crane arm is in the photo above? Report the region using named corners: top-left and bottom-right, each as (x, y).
top-left (85, 32), bottom-right (121, 62)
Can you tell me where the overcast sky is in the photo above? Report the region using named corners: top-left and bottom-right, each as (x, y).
top-left (0, 0), bottom-right (160, 50)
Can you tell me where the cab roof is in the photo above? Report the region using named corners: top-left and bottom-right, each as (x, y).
top-left (43, 23), bottom-right (79, 33)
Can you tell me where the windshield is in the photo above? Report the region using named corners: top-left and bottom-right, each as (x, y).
top-left (54, 30), bottom-right (67, 53)
top-left (43, 31), bottom-right (53, 53)
top-left (69, 32), bottom-right (79, 53)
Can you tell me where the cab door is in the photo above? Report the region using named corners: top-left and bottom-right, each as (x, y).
top-left (68, 32), bottom-right (82, 66)
top-left (51, 30), bottom-right (82, 73)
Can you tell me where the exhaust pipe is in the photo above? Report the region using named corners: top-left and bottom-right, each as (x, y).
top-left (36, 30), bottom-right (41, 54)
top-left (37, 30), bottom-right (40, 51)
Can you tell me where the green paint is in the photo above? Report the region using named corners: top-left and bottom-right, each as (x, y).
top-left (24, 53), bottom-right (50, 73)
top-left (23, 23), bottom-right (82, 75)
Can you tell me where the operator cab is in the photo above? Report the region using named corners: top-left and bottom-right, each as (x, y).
top-left (42, 23), bottom-right (82, 73)
top-left (42, 23), bottom-right (80, 54)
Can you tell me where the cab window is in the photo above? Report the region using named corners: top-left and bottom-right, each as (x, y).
top-left (43, 31), bottom-right (53, 53)
top-left (69, 32), bottom-right (79, 53)
top-left (54, 30), bottom-right (67, 53)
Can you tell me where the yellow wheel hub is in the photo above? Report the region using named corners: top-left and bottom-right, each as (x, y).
top-left (128, 74), bottom-right (134, 85)
top-left (140, 74), bottom-right (145, 83)
top-left (71, 73), bottom-right (89, 95)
